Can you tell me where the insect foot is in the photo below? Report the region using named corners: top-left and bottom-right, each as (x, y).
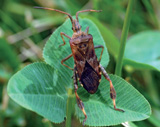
top-left (76, 98), bottom-right (87, 126)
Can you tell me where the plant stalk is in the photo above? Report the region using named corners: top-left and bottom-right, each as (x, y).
top-left (114, 0), bottom-right (135, 126)
top-left (66, 88), bottom-right (74, 127)
top-left (115, 0), bottom-right (134, 76)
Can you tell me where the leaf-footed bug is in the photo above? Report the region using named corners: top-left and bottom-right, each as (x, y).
top-left (34, 6), bottom-right (124, 126)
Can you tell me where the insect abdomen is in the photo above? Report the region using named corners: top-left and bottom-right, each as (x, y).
top-left (80, 61), bottom-right (100, 94)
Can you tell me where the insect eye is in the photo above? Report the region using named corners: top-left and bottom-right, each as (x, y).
top-left (72, 27), bottom-right (73, 30)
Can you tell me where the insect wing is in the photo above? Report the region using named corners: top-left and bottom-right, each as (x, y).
top-left (80, 61), bottom-right (100, 94)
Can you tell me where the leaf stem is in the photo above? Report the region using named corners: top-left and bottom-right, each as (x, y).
top-left (115, 0), bottom-right (134, 76)
top-left (66, 88), bottom-right (74, 127)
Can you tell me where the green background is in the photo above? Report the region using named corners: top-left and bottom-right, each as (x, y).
top-left (0, 0), bottom-right (160, 127)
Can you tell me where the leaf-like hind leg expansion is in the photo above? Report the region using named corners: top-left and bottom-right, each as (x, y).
top-left (73, 68), bottom-right (87, 126)
top-left (59, 32), bottom-right (71, 47)
top-left (100, 64), bottom-right (124, 112)
top-left (61, 54), bottom-right (73, 71)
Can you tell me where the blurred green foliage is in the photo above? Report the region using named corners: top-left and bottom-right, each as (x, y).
top-left (0, 0), bottom-right (160, 127)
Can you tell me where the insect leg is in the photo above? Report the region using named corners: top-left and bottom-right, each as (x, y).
top-left (59, 32), bottom-right (71, 47)
top-left (85, 26), bottom-right (89, 34)
top-left (100, 64), bottom-right (124, 112)
top-left (73, 68), bottom-right (87, 126)
top-left (94, 45), bottom-right (104, 62)
top-left (61, 54), bottom-right (74, 71)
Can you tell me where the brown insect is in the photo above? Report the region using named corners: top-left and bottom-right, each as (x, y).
top-left (34, 7), bottom-right (124, 126)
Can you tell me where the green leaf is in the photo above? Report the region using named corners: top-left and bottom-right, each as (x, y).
top-left (124, 31), bottom-right (160, 71)
top-left (76, 75), bottom-right (151, 126)
top-left (8, 18), bottom-right (151, 126)
top-left (7, 63), bottom-right (68, 123)
top-left (7, 62), bottom-right (151, 126)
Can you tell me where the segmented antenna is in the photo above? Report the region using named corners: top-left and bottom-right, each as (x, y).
top-left (34, 6), bottom-right (73, 23)
top-left (76, 9), bottom-right (102, 22)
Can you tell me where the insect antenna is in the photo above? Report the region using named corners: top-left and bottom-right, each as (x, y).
top-left (76, 9), bottom-right (102, 22)
top-left (34, 6), bottom-right (73, 23)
